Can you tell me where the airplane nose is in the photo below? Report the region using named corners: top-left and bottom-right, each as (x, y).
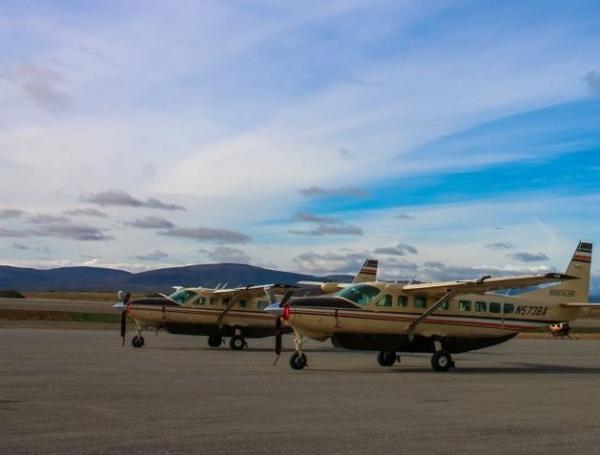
top-left (264, 303), bottom-right (284, 316)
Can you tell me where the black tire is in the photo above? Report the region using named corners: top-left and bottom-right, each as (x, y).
top-left (431, 351), bottom-right (453, 372)
top-left (132, 335), bottom-right (144, 348)
top-left (289, 352), bottom-right (307, 370)
top-left (377, 350), bottom-right (396, 367)
top-left (207, 335), bottom-right (222, 348)
top-left (229, 335), bottom-right (246, 350)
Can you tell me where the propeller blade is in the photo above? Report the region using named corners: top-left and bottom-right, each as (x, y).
top-left (275, 317), bottom-right (282, 356)
top-left (279, 290), bottom-right (294, 307)
top-left (120, 311), bottom-right (127, 347)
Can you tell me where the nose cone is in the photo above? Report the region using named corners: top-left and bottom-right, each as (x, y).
top-left (264, 303), bottom-right (283, 316)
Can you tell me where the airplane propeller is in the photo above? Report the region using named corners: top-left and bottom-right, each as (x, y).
top-left (115, 291), bottom-right (131, 347)
top-left (273, 290), bottom-right (294, 358)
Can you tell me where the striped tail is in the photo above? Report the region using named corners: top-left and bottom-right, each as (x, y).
top-left (353, 258), bottom-right (378, 283)
top-left (523, 241), bottom-right (592, 303)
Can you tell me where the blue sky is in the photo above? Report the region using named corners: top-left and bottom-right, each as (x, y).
top-left (0, 1), bottom-right (599, 293)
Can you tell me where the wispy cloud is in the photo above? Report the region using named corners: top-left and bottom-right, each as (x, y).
top-left (395, 214), bottom-right (416, 220)
top-left (202, 246), bottom-right (251, 263)
top-left (81, 191), bottom-right (185, 211)
top-left (292, 212), bottom-right (341, 224)
top-left (159, 227), bottom-right (251, 244)
top-left (508, 252), bottom-right (550, 262)
top-left (134, 250), bottom-right (169, 261)
top-left (373, 243), bottom-right (418, 256)
top-left (11, 242), bottom-right (29, 251)
top-left (0, 209), bottom-right (25, 218)
top-left (289, 224), bottom-right (363, 236)
top-left (27, 214), bottom-right (69, 224)
top-left (293, 251), bottom-right (367, 275)
top-left (63, 208), bottom-right (108, 218)
top-left (0, 63), bottom-right (71, 111)
top-left (0, 228), bottom-right (28, 238)
top-left (30, 222), bottom-right (113, 241)
top-left (299, 186), bottom-right (368, 198)
top-left (584, 71), bottom-right (600, 94)
top-left (126, 216), bottom-right (175, 229)
top-left (486, 242), bottom-right (514, 250)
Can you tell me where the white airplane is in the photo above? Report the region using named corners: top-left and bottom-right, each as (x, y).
top-left (266, 242), bottom-right (597, 371)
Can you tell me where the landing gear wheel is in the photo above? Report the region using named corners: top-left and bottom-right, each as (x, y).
top-left (431, 350), bottom-right (454, 372)
top-left (290, 352), bottom-right (307, 370)
top-left (207, 335), bottom-right (222, 348)
top-left (229, 335), bottom-right (246, 350)
top-left (132, 335), bottom-right (144, 348)
top-left (377, 350), bottom-right (397, 367)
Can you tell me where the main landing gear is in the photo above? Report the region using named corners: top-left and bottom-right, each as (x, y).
top-left (207, 332), bottom-right (248, 350)
top-left (207, 335), bottom-right (222, 348)
top-left (431, 340), bottom-right (455, 372)
top-left (229, 335), bottom-right (247, 350)
top-left (377, 350), bottom-right (400, 367)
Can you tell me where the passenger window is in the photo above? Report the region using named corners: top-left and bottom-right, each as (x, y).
top-left (397, 296), bottom-right (408, 307)
top-left (490, 302), bottom-right (501, 313)
top-left (414, 295), bottom-right (427, 309)
top-left (239, 299), bottom-right (247, 308)
top-left (256, 300), bottom-right (268, 309)
top-left (377, 294), bottom-right (393, 307)
top-left (194, 296), bottom-right (206, 305)
top-left (503, 303), bottom-right (514, 314)
top-left (475, 301), bottom-right (487, 312)
top-left (439, 301), bottom-right (449, 310)
top-left (222, 298), bottom-right (230, 306)
top-left (459, 300), bottom-right (471, 312)
top-left (210, 297), bottom-right (219, 306)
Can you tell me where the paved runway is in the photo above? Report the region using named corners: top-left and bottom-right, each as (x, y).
top-left (0, 297), bottom-right (117, 314)
top-left (2, 328), bottom-right (600, 454)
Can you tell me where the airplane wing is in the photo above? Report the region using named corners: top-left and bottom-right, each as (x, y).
top-left (213, 283), bottom-right (299, 298)
top-left (398, 273), bottom-right (575, 295)
top-left (214, 284), bottom-right (299, 322)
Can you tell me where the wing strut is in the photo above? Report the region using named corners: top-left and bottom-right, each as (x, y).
top-left (407, 289), bottom-right (455, 332)
top-left (216, 292), bottom-right (244, 323)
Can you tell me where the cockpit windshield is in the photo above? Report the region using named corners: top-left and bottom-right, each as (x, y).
top-left (335, 284), bottom-right (381, 306)
top-left (168, 289), bottom-right (198, 305)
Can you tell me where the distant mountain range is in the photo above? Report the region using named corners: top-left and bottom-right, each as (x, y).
top-left (0, 263), bottom-right (354, 292)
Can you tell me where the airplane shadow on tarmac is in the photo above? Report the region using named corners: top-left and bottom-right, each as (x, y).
top-left (307, 364), bottom-right (600, 375)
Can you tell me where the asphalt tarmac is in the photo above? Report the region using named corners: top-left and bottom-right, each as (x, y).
top-left (2, 328), bottom-right (600, 455)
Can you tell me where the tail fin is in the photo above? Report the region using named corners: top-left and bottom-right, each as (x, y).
top-left (353, 258), bottom-right (378, 283)
top-left (524, 241), bottom-right (592, 303)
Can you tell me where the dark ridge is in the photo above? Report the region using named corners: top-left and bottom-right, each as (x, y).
top-left (0, 263), bottom-right (353, 292)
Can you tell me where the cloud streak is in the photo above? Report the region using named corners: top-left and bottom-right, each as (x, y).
top-left (289, 224), bottom-right (363, 236)
top-left (30, 222), bottom-right (113, 241)
top-left (373, 243), bottom-right (418, 256)
top-left (508, 252), bottom-right (550, 263)
top-left (159, 227), bottom-right (251, 244)
top-left (134, 250), bottom-right (169, 261)
top-left (126, 216), bottom-right (175, 229)
top-left (63, 208), bottom-right (108, 218)
top-left (81, 191), bottom-right (185, 211)
top-left (299, 186), bottom-right (368, 198)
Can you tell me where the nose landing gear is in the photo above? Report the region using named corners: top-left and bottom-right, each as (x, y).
top-left (288, 333), bottom-right (308, 370)
top-left (132, 335), bottom-right (145, 348)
